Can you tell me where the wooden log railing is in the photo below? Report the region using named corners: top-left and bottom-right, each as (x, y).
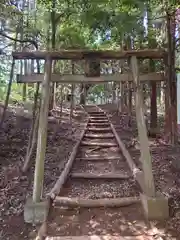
top-left (54, 196), bottom-right (140, 208)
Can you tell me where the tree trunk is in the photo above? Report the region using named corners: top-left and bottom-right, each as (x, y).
top-left (112, 82), bottom-right (116, 103)
top-left (20, 0), bottom-right (27, 103)
top-left (23, 60), bottom-right (27, 102)
top-left (70, 61), bottom-right (75, 121)
top-left (80, 84), bottom-right (87, 105)
top-left (149, 81), bottom-right (157, 135)
top-left (124, 83), bottom-right (127, 107)
top-left (128, 82), bottom-right (132, 126)
top-left (149, 61), bottom-right (158, 136)
top-left (164, 55), bottom-right (170, 139)
top-left (60, 84), bottom-right (63, 121)
top-left (166, 11), bottom-right (177, 144)
top-left (0, 30), bottom-right (18, 128)
top-left (126, 36), bottom-right (132, 125)
top-left (160, 82), bottom-right (164, 103)
top-left (120, 82), bottom-right (124, 112)
top-left (49, 0), bottom-right (56, 110)
top-left (147, 3), bottom-right (158, 137)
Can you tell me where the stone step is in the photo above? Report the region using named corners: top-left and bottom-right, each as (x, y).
top-left (89, 116), bottom-right (107, 119)
top-left (76, 156), bottom-right (122, 161)
top-left (87, 127), bottom-right (112, 132)
top-left (88, 122), bottom-right (110, 126)
top-left (81, 141), bottom-right (117, 147)
top-left (89, 119), bottom-right (109, 122)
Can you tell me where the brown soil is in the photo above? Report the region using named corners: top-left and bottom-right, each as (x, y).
top-left (1, 103), bottom-right (180, 240)
top-left (0, 105), bottom-right (87, 240)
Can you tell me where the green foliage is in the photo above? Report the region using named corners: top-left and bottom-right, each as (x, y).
top-left (0, 0), bottom-right (178, 105)
top-left (9, 83), bottom-right (23, 104)
top-left (79, 0), bottom-right (146, 44)
top-left (0, 58), bottom-right (11, 101)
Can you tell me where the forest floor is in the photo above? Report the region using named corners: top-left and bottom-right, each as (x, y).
top-left (0, 103), bottom-right (180, 240)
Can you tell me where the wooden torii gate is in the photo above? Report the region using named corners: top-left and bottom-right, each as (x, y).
top-left (12, 49), bottom-right (168, 220)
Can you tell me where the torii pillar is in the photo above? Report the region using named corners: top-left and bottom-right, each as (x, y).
top-left (24, 57), bottom-right (52, 223)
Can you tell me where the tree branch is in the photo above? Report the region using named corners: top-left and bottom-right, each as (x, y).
top-left (146, 15), bottom-right (166, 21)
top-left (55, 13), bottom-right (64, 25)
top-left (55, 11), bottom-right (73, 25)
top-left (1, 43), bottom-right (12, 50)
top-left (0, 31), bottom-right (38, 49)
top-left (176, 38), bottom-right (180, 43)
top-left (176, 42), bottom-right (180, 50)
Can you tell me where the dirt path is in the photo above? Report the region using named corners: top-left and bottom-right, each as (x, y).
top-left (45, 106), bottom-right (154, 239)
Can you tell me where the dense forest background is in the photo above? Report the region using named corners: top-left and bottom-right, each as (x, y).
top-left (0, 0), bottom-right (179, 106)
